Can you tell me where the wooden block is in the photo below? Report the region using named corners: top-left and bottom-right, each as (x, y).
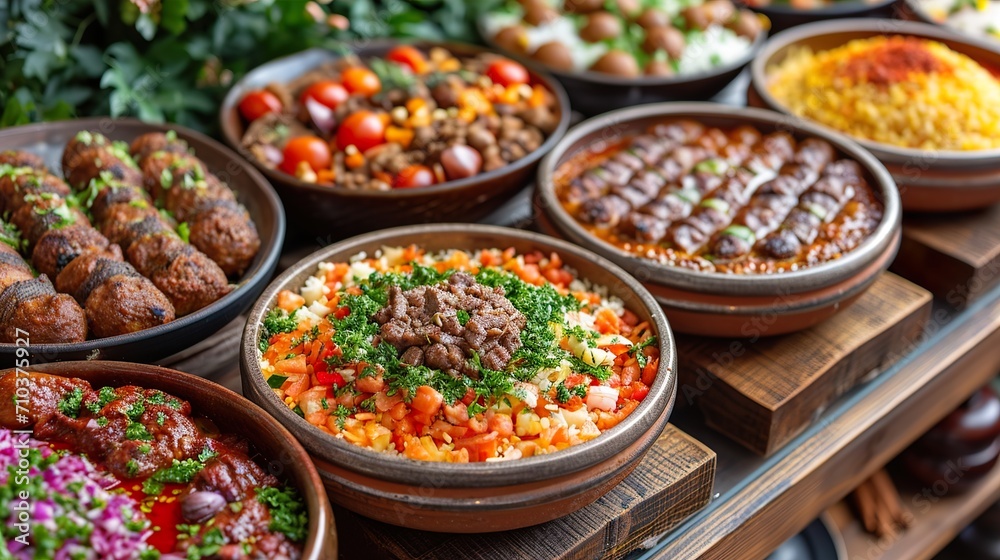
top-left (334, 424), bottom-right (715, 560)
top-left (677, 273), bottom-right (932, 457)
top-left (891, 205), bottom-right (1000, 308)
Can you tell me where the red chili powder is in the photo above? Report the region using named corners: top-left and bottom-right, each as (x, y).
top-left (839, 37), bottom-right (950, 86)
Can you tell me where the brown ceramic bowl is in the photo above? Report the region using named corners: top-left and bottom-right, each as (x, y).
top-left (478, 18), bottom-right (768, 117)
top-left (0, 361), bottom-right (336, 559)
top-left (535, 102), bottom-right (902, 337)
top-left (0, 118), bottom-right (284, 363)
top-left (737, 0), bottom-right (898, 33)
top-left (220, 41), bottom-right (570, 238)
top-left (239, 224), bottom-right (677, 533)
top-left (748, 19), bottom-right (1000, 212)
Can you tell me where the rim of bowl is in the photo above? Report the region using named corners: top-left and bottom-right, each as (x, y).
top-left (742, 0), bottom-right (896, 16)
top-left (476, 16), bottom-right (769, 87)
top-left (0, 117), bottom-right (285, 356)
top-left (535, 102), bottom-right (902, 297)
top-left (8, 360), bottom-right (333, 560)
top-left (750, 18), bottom-right (1000, 163)
top-left (241, 223), bottom-right (677, 488)
top-left (219, 40), bottom-right (571, 199)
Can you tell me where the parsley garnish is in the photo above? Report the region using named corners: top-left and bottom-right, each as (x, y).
top-left (555, 381), bottom-right (588, 404)
top-left (456, 309), bottom-right (470, 326)
top-left (332, 405), bottom-right (352, 429)
top-left (628, 335), bottom-right (658, 368)
top-left (259, 309), bottom-right (299, 353)
top-left (142, 458), bottom-right (208, 495)
top-left (126, 422), bottom-right (153, 441)
top-left (156, 412), bottom-right (167, 426)
top-left (57, 387), bottom-right (84, 418)
top-left (256, 487), bottom-right (308, 542)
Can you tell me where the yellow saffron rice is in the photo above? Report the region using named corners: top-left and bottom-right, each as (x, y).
top-left (766, 36), bottom-right (1000, 151)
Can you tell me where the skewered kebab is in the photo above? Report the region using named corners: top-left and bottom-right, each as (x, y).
top-left (129, 132), bottom-right (261, 277)
top-left (0, 220), bottom-right (87, 344)
top-left (0, 157), bottom-right (175, 338)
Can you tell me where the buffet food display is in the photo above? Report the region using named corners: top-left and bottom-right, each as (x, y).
top-left (481, 0), bottom-right (763, 77)
top-left (257, 245), bottom-right (659, 463)
top-left (237, 45), bottom-right (560, 190)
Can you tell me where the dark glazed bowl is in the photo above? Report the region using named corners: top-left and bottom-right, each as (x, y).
top-left (739, 0), bottom-right (898, 33)
top-left (0, 118), bottom-right (284, 364)
top-left (535, 102), bottom-right (902, 337)
top-left (1, 361), bottom-right (335, 559)
top-left (220, 41), bottom-right (570, 238)
top-left (239, 224), bottom-right (677, 532)
top-left (478, 18), bottom-right (768, 116)
top-left (748, 19), bottom-right (1000, 212)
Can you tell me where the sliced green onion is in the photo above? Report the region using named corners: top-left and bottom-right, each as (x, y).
top-left (674, 188), bottom-right (701, 205)
top-left (804, 202), bottom-right (828, 221)
top-left (694, 158), bottom-right (729, 175)
top-left (267, 375), bottom-right (288, 389)
top-left (700, 198), bottom-right (731, 215)
top-left (722, 225), bottom-right (756, 244)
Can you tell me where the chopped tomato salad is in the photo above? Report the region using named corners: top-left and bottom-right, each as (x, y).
top-left (258, 246), bottom-right (659, 463)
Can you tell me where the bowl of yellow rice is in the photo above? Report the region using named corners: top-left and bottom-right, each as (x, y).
top-left (749, 19), bottom-right (1000, 211)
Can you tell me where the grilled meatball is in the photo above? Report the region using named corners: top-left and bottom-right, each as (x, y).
top-left (127, 234), bottom-right (231, 316)
top-left (130, 132), bottom-right (189, 163)
top-left (55, 249), bottom-right (125, 297)
top-left (162, 176), bottom-right (237, 222)
top-left (0, 276), bottom-right (88, 344)
top-left (0, 150), bottom-right (48, 171)
top-left (186, 202), bottom-right (261, 277)
top-left (31, 224), bottom-right (115, 279)
top-left (63, 146), bottom-right (143, 190)
top-left (9, 197), bottom-right (88, 251)
top-left (140, 152), bottom-right (208, 202)
top-left (89, 180), bottom-right (151, 223)
top-left (0, 170), bottom-right (73, 215)
top-left (0, 244), bottom-right (33, 292)
top-left (99, 202), bottom-right (168, 250)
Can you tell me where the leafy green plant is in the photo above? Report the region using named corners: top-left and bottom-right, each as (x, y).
top-left (1, 0), bottom-right (500, 132)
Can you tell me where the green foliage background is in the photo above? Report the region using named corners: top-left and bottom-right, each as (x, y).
top-left (0, 0), bottom-right (498, 132)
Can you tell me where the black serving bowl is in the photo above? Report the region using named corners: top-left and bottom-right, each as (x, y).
top-left (220, 41), bottom-right (570, 239)
top-left (240, 224), bottom-right (677, 532)
top-left (477, 18), bottom-right (768, 116)
top-left (740, 0), bottom-right (898, 33)
top-left (0, 118), bottom-right (284, 363)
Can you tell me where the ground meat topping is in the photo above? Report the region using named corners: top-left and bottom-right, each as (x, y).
top-left (373, 272), bottom-right (526, 379)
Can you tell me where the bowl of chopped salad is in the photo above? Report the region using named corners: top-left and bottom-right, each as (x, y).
top-left (240, 224), bottom-right (676, 532)
top-left (0, 361), bottom-right (336, 559)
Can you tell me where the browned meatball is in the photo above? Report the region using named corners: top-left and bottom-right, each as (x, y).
top-left (141, 152), bottom-right (208, 202)
top-left (10, 198), bottom-right (88, 251)
top-left (55, 249), bottom-right (124, 297)
top-left (162, 176), bottom-right (237, 222)
top-left (0, 170), bottom-right (72, 215)
top-left (83, 271), bottom-right (175, 337)
top-left (0, 244), bottom-right (33, 292)
top-left (31, 224), bottom-right (114, 279)
top-left (0, 150), bottom-right (47, 171)
top-left (0, 276), bottom-right (88, 344)
top-left (532, 41), bottom-right (575, 71)
top-left (89, 181), bottom-right (151, 223)
top-left (129, 132), bottom-right (189, 164)
top-left (127, 234), bottom-right (231, 316)
top-left (643, 26), bottom-right (686, 58)
top-left (99, 202), bottom-right (168, 250)
top-left (63, 146), bottom-right (143, 191)
top-left (187, 202), bottom-right (260, 277)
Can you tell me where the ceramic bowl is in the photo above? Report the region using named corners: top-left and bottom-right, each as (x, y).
top-left (220, 41), bottom-right (570, 238)
top-left (240, 224), bottom-right (677, 532)
top-left (535, 102), bottom-right (902, 337)
top-left (478, 19), bottom-right (768, 116)
top-left (0, 361), bottom-right (336, 559)
top-left (739, 0), bottom-right (898, 33)
top-left (0, 118), bottom-right (284, 363)
top-left (748, 19), bottom-right (1000, 212)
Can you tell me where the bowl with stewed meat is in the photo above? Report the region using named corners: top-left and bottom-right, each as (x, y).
top-left (535, 102), bottom-right (901, 336)
top-left (221, 41), bottom-right (570, 237)
top-left (0, 119), bottom-right (283, 362)
top-left (0, 360), bottom-right (335, 559)
top-left (240, 224), bottom-right (676, 532)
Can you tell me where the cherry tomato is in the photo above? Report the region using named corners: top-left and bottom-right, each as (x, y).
top-left (341, 67), bottom-right (381, 96)
top-left (393, 165), bottom-right (435, 189)
top-left (301, 80), bottom-right (349, 110)
top-left (317, 370), bottom-right (346, 388)
top-left (280, 136), bottom-right (332, 174)
top-left (486, 59), bottom-right (530, 87)
top-left (238, 90), bottom-right (282, 121)
top-left (335, 110), bottom-right (386, 152)
top-left (386, 45), bottom-right (428, 74)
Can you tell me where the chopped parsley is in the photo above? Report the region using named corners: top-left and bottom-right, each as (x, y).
top-left (555, 381), bottom-right (588, 404)
top-left (57, 387), bottom-right (84, 418)
top-left (125, 422), bottom-right (153, 441)
top-left (126, 460), bottom-right (140, 477)
top-left (197, 447), bottom-right (218, 463)
top-left (255, 487), bottom-right (308, 542)
top-left (146, 391), bottom-right (166, 405)
top-left (124, 399), bottom-right (145, 421)
top-left (177, 222), bottom-right (190, 244)
top-left (185, 527), bottom-right (225, 560)
top-left (166, 398), bottom-right (182, 410)
top-left (259, 309), bottom-right (299, 352)
top-left (456, 309), bottom-right (470, 326)
top-left (628, 335), bottom-right (658, 369)
top-left (142, 458), bottom-right (208, 495)
top-left (138, 444), bottom-right (152, 455)
top-left (156, 412), bottom-right (167, 426)
top-left (97, 417), bottom-right (109, 427)
top-left (332, 405), bottom-right (353, 429)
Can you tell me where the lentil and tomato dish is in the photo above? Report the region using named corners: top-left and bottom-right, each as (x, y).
top-left (0, 372), bottom-right (308, 559)
top-left (257, 246), bottom-right (659, 463)
top-left (238, 45), bottom-right (560, 190)
top-left (554, 120), bottom-right (883, 273)
top-left (766, 36), bottom-right (1000, 151)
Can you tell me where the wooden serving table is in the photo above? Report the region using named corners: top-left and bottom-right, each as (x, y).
top-left (162, 75), bottom-right (1000, 559)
